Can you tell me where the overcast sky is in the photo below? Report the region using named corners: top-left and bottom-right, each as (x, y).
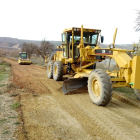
top-left (0, 0), bottom-right (140, 44)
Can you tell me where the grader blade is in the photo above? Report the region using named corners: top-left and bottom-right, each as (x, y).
top-left (62, 78), bottom-right (87, 95)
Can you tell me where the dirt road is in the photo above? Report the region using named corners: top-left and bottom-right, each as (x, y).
top-left (5, 58), bottom-right (140, 140)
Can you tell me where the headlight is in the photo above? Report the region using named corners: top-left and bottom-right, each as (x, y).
top-left (109, 44), bottom-right (114, 49)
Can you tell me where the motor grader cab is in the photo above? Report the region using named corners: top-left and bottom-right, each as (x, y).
top-left (47, 25), bottom-right (140, 106)
top-left (18, 52), bottom-right (31, 65)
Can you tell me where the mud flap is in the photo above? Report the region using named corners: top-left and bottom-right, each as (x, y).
top-left (62, 77), bottom-right (88, 95)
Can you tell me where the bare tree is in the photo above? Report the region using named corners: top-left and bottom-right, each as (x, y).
top-left (134, 10), bottom-right (140, 32)
top-left (22, 43), bottom-right (38, 59)
top-left (37, 39), bottom-right (54, 60)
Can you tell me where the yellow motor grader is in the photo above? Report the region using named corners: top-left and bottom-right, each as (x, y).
top-left (47, 25), bottom-right (140, 106)
top-left (18, 52), bottom-right (31, 65)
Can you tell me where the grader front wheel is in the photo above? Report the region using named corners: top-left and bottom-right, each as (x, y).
top-left (88, 69), bottom-right (112, 106)
top-left (53, 61), bottom-right (63, 81)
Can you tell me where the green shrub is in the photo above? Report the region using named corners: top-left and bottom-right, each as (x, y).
top-left (14, 122), bottom-right (20, 125)
top-left (113, 87), bottom-right (134, 93)
top-left (11, 102), bottom-right (21, 109)
top-left (0, 119), bottom-right (6, 123)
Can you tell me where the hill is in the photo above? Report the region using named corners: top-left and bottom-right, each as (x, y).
top-left (0, 37), bottom-right (61, 49)
top-left (0, 37), bottom-right (133, 50)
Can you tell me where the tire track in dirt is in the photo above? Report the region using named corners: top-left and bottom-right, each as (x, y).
top-left (75, 92), bottom-right (140, 122)
top-left (41, 79), bottom-right (113, 140)
top-left (113, 93), bottom-right (140, 107)
top-left (20, 93), bottom-right (93, 140)
top-left (41, 79), bottom-right (140, 140)
top-left (11, 64), bottom-right (51, 95)
top-left (69, 93), bottom-right (140, 140)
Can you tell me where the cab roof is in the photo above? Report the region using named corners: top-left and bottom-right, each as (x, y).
top-left (63, 27), bottom-right (101, 33)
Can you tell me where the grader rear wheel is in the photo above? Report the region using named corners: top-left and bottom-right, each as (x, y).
top-left (47, 61), bottom-right (54, 79)
top-left (53, 61), bottom-right (63, 81)
top-left (134, 89), bottom-right (140, 101)
top-left (88, 69), bottom-right (112, 106)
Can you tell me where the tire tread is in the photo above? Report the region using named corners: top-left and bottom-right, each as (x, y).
top-left (88, 69), bottom-right (112, 106)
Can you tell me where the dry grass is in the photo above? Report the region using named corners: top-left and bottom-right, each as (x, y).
top-left (0, 48), bottom-right (20, 58)
top-left (31, 57), bottom-right (45, 66)
top-left (0, 60), bottom-right (11, 66)
top-left (0, 60), bottom-right (11, 83)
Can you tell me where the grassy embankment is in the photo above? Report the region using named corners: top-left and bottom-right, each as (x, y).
top-left (0, 60), bottom-right (11, 86)
top-left (0, 59), bottom-right (20, 140)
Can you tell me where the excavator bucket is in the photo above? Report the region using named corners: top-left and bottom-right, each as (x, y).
top-left (62, 77), bottom-right (88, 95)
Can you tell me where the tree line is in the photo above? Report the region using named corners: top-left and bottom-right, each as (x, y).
top-left (21, 39), bottom-right (54, 59)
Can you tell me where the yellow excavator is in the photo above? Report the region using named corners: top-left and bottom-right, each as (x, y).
top-left (18, 52), bottom-right (31, 65)
top-left (46, 25), bottom-right (140, 106)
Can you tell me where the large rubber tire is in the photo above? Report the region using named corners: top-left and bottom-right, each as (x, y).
top-left (53, 61), bottom-right (63, 81)
top-left (47, 61), bottom-right (54, 79)
top-left (134, 89), bottom-right (140, 101)
top-left (88, 69), bottom-right (112, 106)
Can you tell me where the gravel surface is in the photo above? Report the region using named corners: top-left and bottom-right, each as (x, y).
top-left (0, 92), bottom-right (18, 140)
top-left (0, 58), bottom-right (19, 140)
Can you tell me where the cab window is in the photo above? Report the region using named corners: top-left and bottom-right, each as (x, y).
top-left (20, 53), bottom-right (27, 59)
top-left (62, 33), bottom-right (67, 44)
top-left (91, 34), bottom-right (98, 44)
